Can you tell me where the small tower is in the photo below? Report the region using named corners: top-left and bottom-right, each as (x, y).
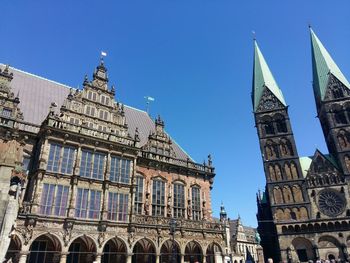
top-left (310, 28), bottom-right (350, 176)
top-left (219, 202), bottom-right (227, 222)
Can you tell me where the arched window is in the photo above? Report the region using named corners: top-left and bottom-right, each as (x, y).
top-left (275, 114), bottom-right (288, 133)
top-left (334, 110), bottom-right (347, 125)
top-left (134, 176), bottom-right (144, 214)
top-left (191, 186), bottom-right (201, 220)
top-left (273, 187), bottom-right (283, 204)
top-left (261, 116), bottom-right (275, 135)
top-left (152, 179), bottom-right (166, 216)
top-left (283, 186), bottom-right (293, 203)
top-left (173, 182), bottom-right (185, 218)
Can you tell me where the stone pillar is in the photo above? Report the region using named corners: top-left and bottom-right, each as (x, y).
top-left (18, 251), bottom-right (29, 263)
top-left (203, 254), bottom-right (207, 263)
top-left (156, 254), bottom-right (160, 263)
top-left (181, 254), bottom-right (185, 263)
top-left (94, 253), bottom-right (102, 263)
top-left (127, 254), bottom-right (132, 263)
top-left (60, 252), bottom-right (69, 263)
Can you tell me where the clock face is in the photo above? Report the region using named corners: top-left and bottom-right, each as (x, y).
top-left (263, 99), bottom-right (275, 110)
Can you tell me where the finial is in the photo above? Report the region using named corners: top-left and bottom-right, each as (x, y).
top-left (83, 74), bottom-right (88, 85)
top-left (308, 23), bottom-right (312, 29)
top-left (134, 127), bottom-right (140, 142)
top-left (252, 30), bottom-right (256, 41)
top-left (208, 154), bottom-right (212, 167)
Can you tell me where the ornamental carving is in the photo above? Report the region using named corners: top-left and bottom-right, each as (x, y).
top-left (317, 189), bottom-right (346, 217)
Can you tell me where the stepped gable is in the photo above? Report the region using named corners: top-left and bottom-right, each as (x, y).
top-left (0, 64), bottom-right (191, 161)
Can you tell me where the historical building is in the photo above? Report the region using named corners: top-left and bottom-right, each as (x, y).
top-left (254, 29), bottom-right (350, 262)
top-left (0, 59), bottom-right (228, 263)
top-left (218, 204), bottom-right (263, 263)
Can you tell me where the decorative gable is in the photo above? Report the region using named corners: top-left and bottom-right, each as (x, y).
top-left (323, 73), bottom-right (350, 101)
top-left (44, 60), bottom-right (136, 146)
top-left (0, 65), bottom-right (24, 126)
top-left (141, 115), bottom-right (176, 161)
top-left (256, 87), bottom-right (286, 113)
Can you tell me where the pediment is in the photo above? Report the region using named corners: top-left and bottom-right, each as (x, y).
top-left (255, 87), bottom-right (286, 113)
top-left (306, 150), bottom-right (339, 177)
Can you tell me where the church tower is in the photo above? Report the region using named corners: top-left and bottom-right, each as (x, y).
top-left (310, 28), bottom-right (350, 176)
top-left (253, 41), bottom-right (311, 261)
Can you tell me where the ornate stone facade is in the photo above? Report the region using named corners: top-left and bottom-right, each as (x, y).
top-left (0, 62), bottom-right (227, 263)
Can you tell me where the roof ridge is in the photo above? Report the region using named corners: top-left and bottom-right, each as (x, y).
top-left (0, 63), bottom-right (73, 90)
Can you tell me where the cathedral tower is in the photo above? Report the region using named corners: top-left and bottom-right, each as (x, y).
top-left (311, 28), bottom-right (350, 176)
top-left (253, 41), bottom-right (311, 261)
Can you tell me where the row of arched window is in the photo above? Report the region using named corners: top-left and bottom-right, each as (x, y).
top-left (260, 114), bottom-right (288, 136)
top-left (274, 206), bottom-right (308, 221)
top-left (264, 138), bottom-right (294, 160)
top-left (273, 184), bottom-right (304, 204)
top-left (268, 162), bottom-right (299, 182)
top-left (307, 173), bottom-right (344, 187)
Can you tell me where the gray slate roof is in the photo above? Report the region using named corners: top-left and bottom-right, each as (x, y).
top-left (0, 64), bottom-right (191, 161)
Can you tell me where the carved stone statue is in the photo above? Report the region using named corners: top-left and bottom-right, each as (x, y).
top-left (187, 200), bottom-right (192, 219)
top-left (144, 194), bottom-right (150, 216)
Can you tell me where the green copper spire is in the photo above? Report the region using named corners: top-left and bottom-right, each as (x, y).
top-left (310, 28), bottom-right (350, 101)
top-left (252, 40), bottom-right (286, 111)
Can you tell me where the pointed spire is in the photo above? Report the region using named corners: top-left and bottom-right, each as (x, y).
top-left (252, 40), bottom-right (286, 111)
top-left (310, 28), bottom-right (350, 101)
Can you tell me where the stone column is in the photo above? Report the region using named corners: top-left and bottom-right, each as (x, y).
top-left (203, 254), bottom-right (207, 263)
top-left (60, 252), bottom-right (69, 263)
top-left (127, 254), bottom-right (132, 263)
top-left (181, 254), bottom-right (185, 263)
top-left (156, 254), bottom-right (160, 263)
top-left (18, 251), bottom-right (29, 263)
top-left (94, 253), bottom-right (102, 263)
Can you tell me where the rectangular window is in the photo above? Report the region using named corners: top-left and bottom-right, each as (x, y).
top-left (80, 150), bottom-right (105, 180)
top-left (107, 192), bottom-right (129, 221)
top-left (192, 187), bottom-right (201, 220)
top-left (75, 188), bottom-right (101, 219)
top-left (110, 156), bottom-right (131, 183)
top-left (134, 176), bottom-right (144, 214)
top-left (39, 184), bottom-right (69, 216)
top-left (47, 143), bottom-right (76, 174)
top-left (173, 183), bottom-right (185, 218)
top-left (152, 180), bottom-right (165, 216)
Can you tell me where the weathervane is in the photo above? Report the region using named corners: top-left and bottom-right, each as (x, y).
top-left (144, 96), bottom-right (155, 115)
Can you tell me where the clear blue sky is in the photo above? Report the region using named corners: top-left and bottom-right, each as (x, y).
top-left (1, 1), bottom-right (350, 227)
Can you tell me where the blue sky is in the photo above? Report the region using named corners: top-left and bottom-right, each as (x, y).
top-left (1, 0), bottom-right (350, 226)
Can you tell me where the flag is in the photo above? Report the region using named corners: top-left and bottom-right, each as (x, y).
top-left (101, 51), bottom-right (107, 57)
top-left (144, 96), bottom-right (155, 101)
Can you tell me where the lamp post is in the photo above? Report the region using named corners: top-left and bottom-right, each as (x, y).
top-left (169, 218), bottom-right (177, 263)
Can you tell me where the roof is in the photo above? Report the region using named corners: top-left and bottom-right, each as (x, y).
top-left (252, 40), bottom-right (286, 111)
top-left (310, 28), bottom-right (350, 101)
top-left (299, 156), bottom-right (312, 177)
top-left (0, 64), bottom-right (191, 161)
top-left (229, 219), bottom-right (257, 243)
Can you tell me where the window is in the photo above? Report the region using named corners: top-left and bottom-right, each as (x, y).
top-left (101, 95), bottom-right (110, 106)
top-left (335, 110), bottom-right (347, 125)
top-left (29, 241), bottom-right (47, 263)
top-left (107, 192), bottom-right (129, 221)
top-left (47, 143), bottom-right (76, 174)
top-left (134, 176), bottom-right (144, 214)
top-left (1, 108), bottom-right (12, 118)
top-left (87, 91), bottom-right (97, 101)
top-left (85, 105), bottom-right (96, 116)
top-left (110, 156), bottom-right (131, 183)
top-left (264, 122), bottom-right (275, 135)
top-left (276, 118), bottom-right (288, 133)
top-left (192, 187), bottom-right (201, 220)
top-left (173, 183), bottom-right (185, 218)
top-left (39, 184), bottom-right (69, 216)
top-left (69, 117), bottom-right (80, 125)
top-left (75, 188), bottom-right (101, 219)
top-left (80, 150), bottom-right (106, 180)
top-left (152, 180), bottom-right (165, 216)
